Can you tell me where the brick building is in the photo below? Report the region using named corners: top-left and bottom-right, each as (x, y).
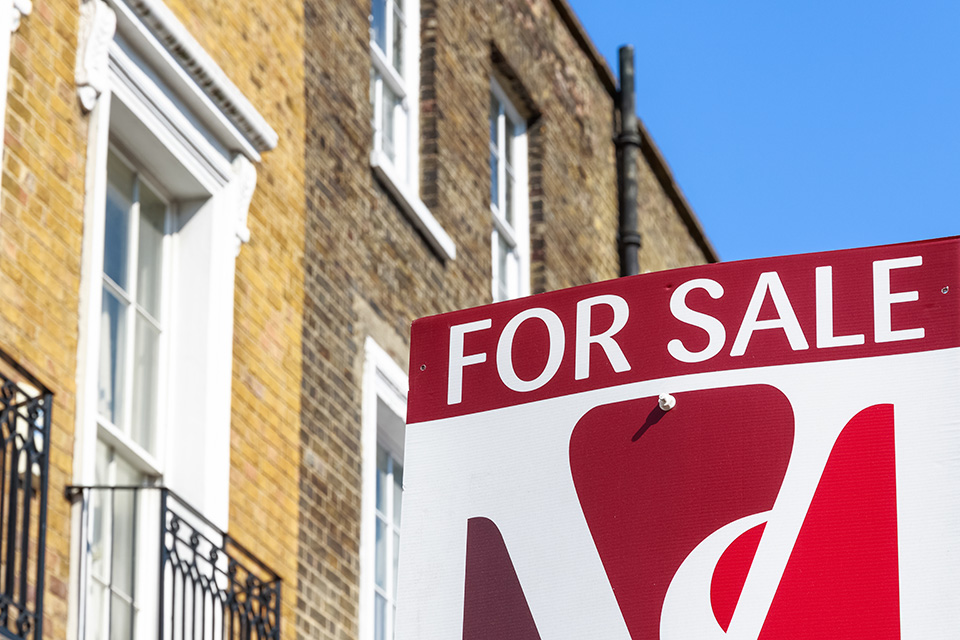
top-left (0, 0), bottom-right (712, 640)
top-left (298, 1), bottom-right (714, 639)
top-left (0, 0), bottom-right (302, 637)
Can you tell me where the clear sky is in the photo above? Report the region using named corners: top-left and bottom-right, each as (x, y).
top-left (567, 1), bottom-right (959, 262)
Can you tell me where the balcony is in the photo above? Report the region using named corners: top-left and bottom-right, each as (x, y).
top-left (0, 349), bottom-right (52, 640)
top-left (66, 486), bottom-right (280, 640)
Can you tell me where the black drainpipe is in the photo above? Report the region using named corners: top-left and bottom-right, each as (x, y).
top-left (616, 45), bottom-right (641, 277)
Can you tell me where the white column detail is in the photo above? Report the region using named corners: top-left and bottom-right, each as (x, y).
top-left (231, 154), bottom-right (257, 254)
top-left (75, 0), bottom-right (116, 113)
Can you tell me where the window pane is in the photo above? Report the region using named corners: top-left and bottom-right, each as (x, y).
top-left (505, 173), bottom-right (515, 226)
top-left (392, 459), bottom-right (402, 528)
top-left (392, 531), bottom-right (400, 596)
top-left (375, 517), bottom-right (387, 589)
top-left (382, 84), bottom-right (399, 163)
top-left (110, 592), bottom-right (132, 640)
top-left (489, 95), bottom-right (499, 146)
top-left (371, 0), bottom-right (387, 52)
top-left (98, 288), bottom-right (128, 428)
top-left (392, 4), bottom-right (404, 75)
top-left (104, 153), bottom-right (135, 290)
top-left (374, 593), bottom-right (387, 640)
top-left (489, 149), bottom-right (499, 210)
top-left (504, 122), bottom-right (514, 171)
top-left (131, 316), bottom-right (160, 455)
top-left (137, 182), bottom-right (165, 318)
top-left (376, 446), bottom-right (388, 513)
top-left (497, 234), bottom-right (510, 301)
top-left (86, 581), bottom-right (107, 640)
top-left (111, 486), bottom-right (137, 596)
top-left (91, 445), bottom-right (111, 582)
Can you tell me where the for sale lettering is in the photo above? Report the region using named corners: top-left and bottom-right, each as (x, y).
top-left (671, 256), bottom-right (924, 361)
top-left (444, 255), bottom-right (929, 406)
top-left (447, 296), bottom-right (632, 405)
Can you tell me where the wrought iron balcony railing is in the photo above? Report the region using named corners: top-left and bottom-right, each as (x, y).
top-left (66, 486), bottom-right (280, 640)
top-left (0, 349), bottom-right (52, 640)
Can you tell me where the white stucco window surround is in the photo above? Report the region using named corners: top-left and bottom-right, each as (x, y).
top-left (73, 0), bottom-right (277, 529)
top-left (489, 76), bottom-right (530, 302)
top-left (359, 337), bottom-right (408, 640)
top-left (70, 1), bottom-right (277, 638)
top-left (369, 0), bottom-right (455, 260)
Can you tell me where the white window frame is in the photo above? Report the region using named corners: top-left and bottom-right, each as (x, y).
top-left (490, 77), bottom-right (530, 301)
top-left (96, 145), bottom-right (173, 477)
top-left (359, 337), bottom-right (408, 640)
top-left (369, 0), bottom-right (456, 260)
top-left (70, 0), bottom-right (275, 638)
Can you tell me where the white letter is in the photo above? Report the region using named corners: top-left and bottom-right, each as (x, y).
top-left (873, 256), bottom-right (924, 343)
top-left (667, 278), bottom-right (726, 363)
top-left (447, 319), bottom-right (492, 405)
top-left (731, 272), bottom-right (809, 356)
top-left (496, 308), bottom-right (565, 392)
top-left (816, 266), bottom-right (865, 348)
top-left (575, 295), bottom-right (631, 380)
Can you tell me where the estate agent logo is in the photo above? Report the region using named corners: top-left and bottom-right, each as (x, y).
top-left (570, 388), bottom-right (899, 640)
top-left (400, 238), bottom-right (960, 640)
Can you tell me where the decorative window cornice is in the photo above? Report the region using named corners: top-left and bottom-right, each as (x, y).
top-left (117, 0), bottom-right (277, 154)
top-left (75, 0), bottom-right (116, 111)
top-left (231, 155), bottom-right (256, 255)
top-left (75, 0), bottom-right (277, 158)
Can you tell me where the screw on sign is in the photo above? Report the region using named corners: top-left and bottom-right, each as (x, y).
top-left (397, 237), bottom-right (960, 639)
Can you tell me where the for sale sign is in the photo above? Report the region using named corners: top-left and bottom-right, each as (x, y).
top-left (396, 237), bottom-right (960, 639)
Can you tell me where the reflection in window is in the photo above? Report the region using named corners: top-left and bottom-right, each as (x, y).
top-left (489, 86), bottom-right (529, 301)
top-left (97, 148), bottom-right (168, 457)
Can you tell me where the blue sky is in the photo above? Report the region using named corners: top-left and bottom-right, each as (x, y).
top-left (567, 1), bottom-right (959, 262)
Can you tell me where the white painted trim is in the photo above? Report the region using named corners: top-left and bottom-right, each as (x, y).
top-left (359, 337), bottom-right (409, 640)
top-left (368, 0), bottom-right (453, 259)
top-left (76, 0), bottom-right (116, 112)
top-left (106, 0), bottom-right (277, 156)
top-left (11, 0), bottom-right (29, 30)
top-left (371, 150), bottom-right (457, 260)
top-left (72, 0), bottom-right (264, 536)
top-left (108, 40), bottom-right (233, 187)
top-left (491, 76), bottom-right (523, 128)
top-left (490, 77), bottom-right (530, 301)
top-left (71, 1), bottom-right (273, 635)
top-left (68, 84), bottom-right (114, 640)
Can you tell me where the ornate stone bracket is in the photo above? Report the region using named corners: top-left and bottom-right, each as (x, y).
top-left (75, 0), bottom-right (116, 112)
top-left (11, 0), bottom-right (31, 32)
top-left (231, 155), bottom-right (256, 255)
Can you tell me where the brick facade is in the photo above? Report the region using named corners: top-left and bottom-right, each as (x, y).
top-left (0, 0), bottom-right (303, 638)
top-left (1, 3), bottom-right (87, 636)
top-left (297, 0), bottom-right (714, 639)
top-left (0, 0), bottom-right (713, 639)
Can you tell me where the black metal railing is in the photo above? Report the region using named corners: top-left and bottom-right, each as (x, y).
top-left (66, 486), bottom-right (280, 640)
top-left (0, 349), bottom-right (52, 640)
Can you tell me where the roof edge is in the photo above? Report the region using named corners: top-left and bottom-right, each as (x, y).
top-left (549, 0), bottom-right (719, 263)
top-left (550, 0), bottom-right (617, 95)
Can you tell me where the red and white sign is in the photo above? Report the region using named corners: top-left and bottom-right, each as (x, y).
top-left (396, 237), bottom-right (960, 639)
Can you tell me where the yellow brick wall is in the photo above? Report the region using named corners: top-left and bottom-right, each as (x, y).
top-left (1, 0), bottom-right (85, 636)
top-left (162, 0), bottom-right (306, 637)
top-left (1, 0), bottom-right (304, 638)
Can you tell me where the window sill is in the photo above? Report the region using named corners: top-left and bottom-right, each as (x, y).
top-left (371, 150), bottom-right (456, 261)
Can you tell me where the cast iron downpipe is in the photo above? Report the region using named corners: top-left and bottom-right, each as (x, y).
top-left (616, 45), bottom-right (641, 277)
